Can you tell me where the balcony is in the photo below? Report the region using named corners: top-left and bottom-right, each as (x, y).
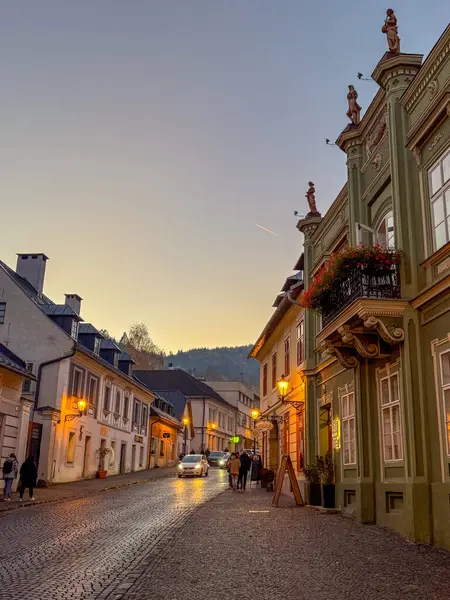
top-left (321, 266), bottom-right (401, 327)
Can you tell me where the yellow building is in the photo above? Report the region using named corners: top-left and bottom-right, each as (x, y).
top-left (250, 265), bottom-right (306, 496)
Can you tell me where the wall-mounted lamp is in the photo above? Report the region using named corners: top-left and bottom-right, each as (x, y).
top-left (65, 398), bottom-right (87, 423)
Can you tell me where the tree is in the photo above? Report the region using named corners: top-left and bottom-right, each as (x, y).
top-left (126, 322), bottom-right (163, 354)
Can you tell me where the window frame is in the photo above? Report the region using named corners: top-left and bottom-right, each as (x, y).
top-left (428, 147), bottom-right (450, 252)
top-left (66, 431), bottom-right (76, 464)
top-left (439, 349), bottom-right (450, 457)
top-left (87, 374), bottom-right (99, 412)
top-left (103, 383), bottom-right (111, 413)
top-left (284, 336), bottom-right (291, 377)
top-left (141, 403), bottom-right (148, 434)
top-left (71, 366), bottom-right (84, 398)
top-left (296, 321), bottom-right (304, 367)
top-left (341, 391), bottom-right (356, 466)
top-left (22, 362), bottom-right (34, 393)
top-left (0, 302), bottom-right (6, 324)
top-left (271, 351), bottom-right (277, 390)
top-left (376, 210), bottom-right (395, 248)
top-left (379, 371), bottom-right (403, 463)
top-left (123, 394), bottom-right (130, 421)
top-left (262, 362), bottom-right (268, 398)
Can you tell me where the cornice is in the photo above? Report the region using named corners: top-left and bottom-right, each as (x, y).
top-left (411, 274), bottom-right (450, 310)
top-left (372, 53), bottom-right (423, 88)
top-left (402, 25), bottom-right (450, 112)
top-left (308, 184), bottom-right (348, 243)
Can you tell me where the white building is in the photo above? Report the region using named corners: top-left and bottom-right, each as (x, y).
top-left (206, 381), bottom-right (260, 452)
top-left (135, 369), bottom-right (237, 453)
top-left (0, 253), bottom-right (156, 484)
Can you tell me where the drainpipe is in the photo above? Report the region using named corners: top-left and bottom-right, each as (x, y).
top-left (148, 416), bottom-right (161, 469)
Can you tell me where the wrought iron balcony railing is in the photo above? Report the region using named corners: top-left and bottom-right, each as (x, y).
top-left (321, 266), bottom-right (401, 328)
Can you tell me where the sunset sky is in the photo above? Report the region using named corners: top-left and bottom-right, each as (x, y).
top-left (1, 2), bottom-right (448, 352)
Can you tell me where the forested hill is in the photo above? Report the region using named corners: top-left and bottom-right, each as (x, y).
top-left (165, 345), bottom-right (259, 390)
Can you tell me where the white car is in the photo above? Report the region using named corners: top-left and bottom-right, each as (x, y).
top-left (178, 454), bottom-right (209, 478)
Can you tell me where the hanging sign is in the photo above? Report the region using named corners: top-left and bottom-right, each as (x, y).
top-left (162, 432), bottom-right (171, 439)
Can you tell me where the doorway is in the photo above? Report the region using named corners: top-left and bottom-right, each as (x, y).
top-left (120, 443), bottom-right (126, 474)
top-left (131, 444), bottom-right (136, 472)
top-left (82, 436), bottom-right (91, 478)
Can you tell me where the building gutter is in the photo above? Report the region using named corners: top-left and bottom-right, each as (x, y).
top-left (34, 345), bottom-right (77, 411)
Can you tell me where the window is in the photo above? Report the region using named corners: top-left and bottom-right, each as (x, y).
top-left (66, 432), bottom-right (76, 464)
top-left (139, 446), bottom-right (144, 467)
top-left (271, 352), bottom-right (277, 390)
top-left (103, 385), bottom-right (111, 412)
top-left (296, 410), bottom-right (305, 471)
top-left (22, 362), bottom-right (34, 393)
top-left (228, 416), bottom-right (233, 431)
top-left (428, 148), bottom-right (450, 251)
top-left (296, 321), bottom-right (304, 366)
top-left (72, 367), bottom-right (83, 397)
top-left (123, 395), bottom-right (130, 420)
top-left (341, 392), bottom-right (356, 465)
top-left (380, 372), bottom-right (403, 461)
top-left (262, 363), bottom-right (268, 397)
top-left (94, 337), bottom-right (101, 355)
top-left (71, 319), bottom-right (79, 340)
top-left (141, 404), bottom-right (148, 433)
top-left (160, 440), bottom-right (164, 457)
top-left (109, 441), bottom-right (116, 467)
top-left (284, 337), bottom-right (291, 377)
top-left (114, 390), bottom-right (121, 414)
top-left (133, 399), bottom-right (141, 425)
top-left (0, 302), bottom-right (6, 324)
top-left (376, 211), bottom-right (395, 248)
top-left (87, 375), bottom-right (98, 410)
top-left (440, 351), bottom-right (450, 455)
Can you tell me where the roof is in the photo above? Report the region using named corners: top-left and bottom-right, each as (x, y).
top-left (41, 304), bottom-right (83, 320)
top-left (150, 405), bottom-right (182, 428)
top-left (293, 254), bottom-right (304, 271)
top-left (281, 272), bottom-right (303, 292)
top-left (156, 390), bottom-right (188, 421)
top-left (0, 260), bottom-right (53, 306)
top-left (0, 343), bottom-right (37, 380)
top-left (100, 338), bottom-right (122, 352)
top-left (119, 350), bottom-right (135, 364)
top-left (79, 323), bottom-right (104, 336)
top-left (134, 369), bottom-right (234, 408)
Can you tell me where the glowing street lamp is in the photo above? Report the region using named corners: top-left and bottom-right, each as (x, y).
top-left (182, 417), bottom-right (189, 454)
top-left (65, 398), bottom-right (87, 423)
top-left (277, 375), bottom-right (289, 400)
top-left (251, 408), bottom-right (260, 454)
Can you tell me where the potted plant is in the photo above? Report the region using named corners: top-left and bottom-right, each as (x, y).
top-left (303, 460), bottom-right (321, 506)
top-left (96, 447), bottom-right (111, 479)
top-left (319, 453), bottom-right (335, 508)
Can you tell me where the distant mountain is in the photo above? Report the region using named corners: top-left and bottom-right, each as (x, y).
top-left (165, 345), bottom-right (260, 391)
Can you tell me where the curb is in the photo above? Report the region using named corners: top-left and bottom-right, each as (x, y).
top-left (0, 471), bottom-right (177, 515)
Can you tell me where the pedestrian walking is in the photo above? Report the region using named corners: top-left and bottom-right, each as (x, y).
top-left (18, 455), bottom-right (37, 502)
top-left (229, 453), bottom-right (240, 491)
top-left (250, 454), bottom-right (263, 486)
top-left (205, 448), bottom-right (211, 459)
top-left (237, 450), bottom-right (251, 491)
top-left (2, 453), bottom-right (19, 501)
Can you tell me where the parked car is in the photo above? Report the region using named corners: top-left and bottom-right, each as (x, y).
top-left (178, 454), bottom-right (209, 478)
top-left (221, 453), bottom-right (230, 468)
top-left (207, 451), bottom-right (226, 467)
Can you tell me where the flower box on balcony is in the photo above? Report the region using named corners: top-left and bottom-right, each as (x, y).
top-left (302, 245), bottom-right (402, 326)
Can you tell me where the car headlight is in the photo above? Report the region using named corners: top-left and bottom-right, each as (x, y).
top-left (178, 464), bottom-right (184, 470)
top-left (195, 463), bottom-right (201, 469)
top-left (219, 460), bottom-right (224, 465)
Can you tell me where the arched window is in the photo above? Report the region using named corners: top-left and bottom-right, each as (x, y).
top-left (376, 211), bottom-right (395, 247)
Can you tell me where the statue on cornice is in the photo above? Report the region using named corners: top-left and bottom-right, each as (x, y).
top-left (305, 182), bottom-right (320, 216)
top-left (382, 9), bottom-right (400, 54)
top-left (346, 85), bottom-right (361, 125)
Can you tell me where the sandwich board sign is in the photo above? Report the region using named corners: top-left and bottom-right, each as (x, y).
top-left (272, 455), bottom-right (304, 507)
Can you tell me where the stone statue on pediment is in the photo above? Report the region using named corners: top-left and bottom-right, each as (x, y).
top-left (346, 85), bottom-right (361, 125)
top-left (305, 182), bottom-right (320, 216)
top-left (382, 9), bottom-right (400, 54)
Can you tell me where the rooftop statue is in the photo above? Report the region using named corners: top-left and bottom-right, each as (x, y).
top-left (382, 9), bottom-right (400, 54)
top-left (346, 85), bottom-right (361, 125)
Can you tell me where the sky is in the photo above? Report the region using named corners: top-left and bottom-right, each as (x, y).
top-left (1, 2), bottom-right (448, 353)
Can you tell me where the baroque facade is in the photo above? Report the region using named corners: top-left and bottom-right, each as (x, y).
top-left (251, 23), bottom-right (450, 549)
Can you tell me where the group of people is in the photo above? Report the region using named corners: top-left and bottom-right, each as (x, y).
top-left (226, 450), bottom-right (263, 492)
top-left (2, 453), bottom-right (38, 502)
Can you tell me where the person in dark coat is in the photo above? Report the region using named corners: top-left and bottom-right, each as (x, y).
top-left (19, 455), bottom-right (37, 502)
top-left (250, 454), bottom-right (263, 485)
top-left (237, 450), bottom-right (251, 491)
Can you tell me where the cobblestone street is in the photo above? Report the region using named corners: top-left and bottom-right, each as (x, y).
top-left (2, 472), bottom-right (450, 600)
top-left (0, 469), bottom-right (228, 600)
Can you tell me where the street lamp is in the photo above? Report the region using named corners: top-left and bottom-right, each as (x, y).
top-left (65, 398), bottom-right (87, 423)
top-left (251, 408), bottom-right (260, 454)
top-left (277, 375), bottom-right (289, 400)
top-left (182, 417), bottom-right (189, 455)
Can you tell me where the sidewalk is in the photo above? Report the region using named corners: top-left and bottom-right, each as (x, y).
top-left (0, 466), bottom-right (177, 513)
top-left (124, 486), bottom-right (450, 600)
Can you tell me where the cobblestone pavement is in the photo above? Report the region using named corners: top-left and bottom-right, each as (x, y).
top-left (124, 486), bottom-right (450, 600)
top-left (0, 466), bottom-right (177, 512)
top-left (0, 469), bottom-right (228, 600)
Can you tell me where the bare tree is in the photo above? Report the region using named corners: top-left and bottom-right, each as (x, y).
top-left (126, 322), bottom-right (163, 354)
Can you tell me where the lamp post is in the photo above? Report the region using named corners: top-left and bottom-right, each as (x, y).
top-left (182, 417), bottom-right (189, 455)
top-left (64, 398), bottom-right (87, 422)
top-left (276, 375), bottom-right (289, 401)
top-left (251, 408), bottom-right (260, 454)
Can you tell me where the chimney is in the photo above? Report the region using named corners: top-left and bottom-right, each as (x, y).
top-left (65, 294), bottom-right (82, 315)
top-left (16, 254), bottom-right (48, 295)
